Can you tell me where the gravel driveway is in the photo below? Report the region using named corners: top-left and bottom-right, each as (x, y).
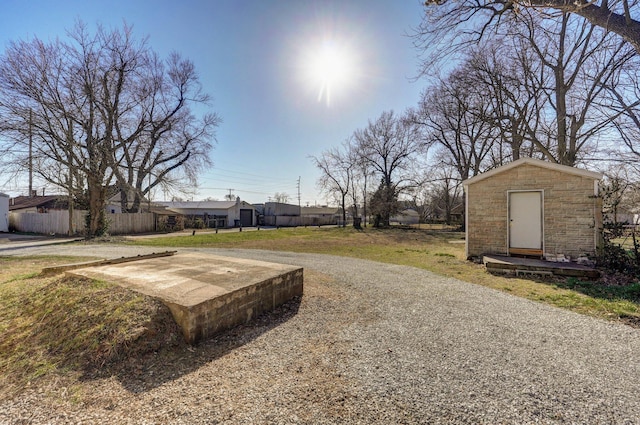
top-left (2, 243), bottom-right (640, 424)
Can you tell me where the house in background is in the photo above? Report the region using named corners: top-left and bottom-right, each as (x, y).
top-left (156, 197), bottom-right (256, 228)
top-left (0, 193), bottom-right (9, 232)
top-left (104, 185), bottom-right (150, 214)
top-left (448, 204), bottom-right (464, 225)
top-left (603, 206), bottom-right (640, 229)
top-left (9, 190), bottom-right (146, 216)
top-left (8, 195), bottom-right (67, 213)
top-left (463, 158), bottom-right (603, 261)
top-left (391, 208), bottom-right (420, 225)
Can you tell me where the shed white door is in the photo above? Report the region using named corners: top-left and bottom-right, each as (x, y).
top-left (509, 191), bottom-right (542, 251)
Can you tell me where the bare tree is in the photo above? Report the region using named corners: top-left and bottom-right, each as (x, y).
top-left (427, 164), bottom-right (463, 225)
top-left (416, 6), bottom-right (635, 166)
top-left (421, 0), bottom-right (640, 53)
top-left (113, 50), bottom-right (220, 213)
top-left (404, 184), bottom-right (434, 224)
top-left (602, 55), bottom-right (640, 164)
top-left (600, 163), bottom-right (640, 224)
top-left (413, 69), bottom-right (497, 182)
top-left (311, 142), bottom-right (354, 226)
top-left (345, 143), bottom-right (368, 225)
top-left (358, 157), bottom-right (375, 227)
top-left (519, 11), bottom-right (634, 165)
top-left (463, 42), bottom-right (548, 163)
top-left (343, 146), bottom-right (375, 227)
top-left (273, 192), bottom-right (290, 203)
top-left (0, 22), bottom-right (218, 236)
top-left (354, 110), bottom-right (426, 227)
top-left (401, 162), bottom-right (461, 225)
top-left (0, 27), bottom-right (115, 236)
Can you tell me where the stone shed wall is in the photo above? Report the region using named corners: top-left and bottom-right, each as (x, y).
top-left (466, 164), bottom-right (601, 259)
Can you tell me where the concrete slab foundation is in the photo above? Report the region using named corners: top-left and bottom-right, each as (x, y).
top-left (69, 253), bottom-right (303, 344)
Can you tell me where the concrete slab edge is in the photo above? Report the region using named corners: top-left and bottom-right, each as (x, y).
top-left (41, 251), bottom-right (178, 276)
top-left (166, 267), bottom-right (304, 345)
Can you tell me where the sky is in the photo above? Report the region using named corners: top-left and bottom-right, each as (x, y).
top-left (0, 0), bottom-right (428, 206)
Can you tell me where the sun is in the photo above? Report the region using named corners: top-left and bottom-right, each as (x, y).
top-left (301, 40), bottom-right (356, 107)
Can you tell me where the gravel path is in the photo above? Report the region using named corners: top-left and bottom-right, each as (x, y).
top-left (2, 244), bottom-right (640, 424)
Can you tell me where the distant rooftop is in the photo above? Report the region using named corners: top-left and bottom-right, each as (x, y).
top-left (8, 195), bottom-right (65, 211)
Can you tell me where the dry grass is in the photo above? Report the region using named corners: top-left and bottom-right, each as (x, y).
top-left (131, 226), bottom-right (640, 323)
top-left (3, 226), bottom-right (640, 400)
top-left (0, 256), bottom-right (183, 400)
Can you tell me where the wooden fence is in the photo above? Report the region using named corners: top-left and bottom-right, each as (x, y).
top-left (9, 210), bottom-right (156, 235)
top-left (108, 212), bottom-right (156, 235)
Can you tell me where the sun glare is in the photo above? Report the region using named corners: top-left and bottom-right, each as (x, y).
top-left (301, 40), bottom-right (356, 107)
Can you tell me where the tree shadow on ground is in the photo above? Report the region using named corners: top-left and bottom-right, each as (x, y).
top-left (554, 276), bottom-right (640, 303)
top-left (511, 272), bottom-right (640, 327)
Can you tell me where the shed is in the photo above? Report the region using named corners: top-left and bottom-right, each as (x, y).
top-left (0, 193), bottom-right (9, 232)
top-left (462, 158), bottom-right (603, 260)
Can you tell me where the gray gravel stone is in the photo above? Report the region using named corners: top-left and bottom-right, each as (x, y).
top-left (1, 244), bottom-right (640, 424)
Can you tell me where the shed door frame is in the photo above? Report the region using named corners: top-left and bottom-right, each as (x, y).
top-left (507, 190), bottom-right (544, 256)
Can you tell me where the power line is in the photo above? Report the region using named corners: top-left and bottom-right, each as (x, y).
top-left (197, 187), bottom-right (294, 196)
top-left (206, 167), bottom-right (294, 183)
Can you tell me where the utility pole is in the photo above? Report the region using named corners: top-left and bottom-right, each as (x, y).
top-left (297, 176), bottom-right (301, 208)
top-left (28, 109), bottom-right (33, 197)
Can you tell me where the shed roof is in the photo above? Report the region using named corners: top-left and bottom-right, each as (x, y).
top-left (462, 158), bottom-right (603, 187)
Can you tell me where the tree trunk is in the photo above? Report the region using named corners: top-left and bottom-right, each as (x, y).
top-left (130, 191), bottom-right (142, 213)
top-left (119, 186), bottom-right (129, 213)
top-left (86, 176), bottom-right (107, 238)
top-left (341, 193), bottom-right (347, 227)
top-left (511, 118), bottom-right (522, 161)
